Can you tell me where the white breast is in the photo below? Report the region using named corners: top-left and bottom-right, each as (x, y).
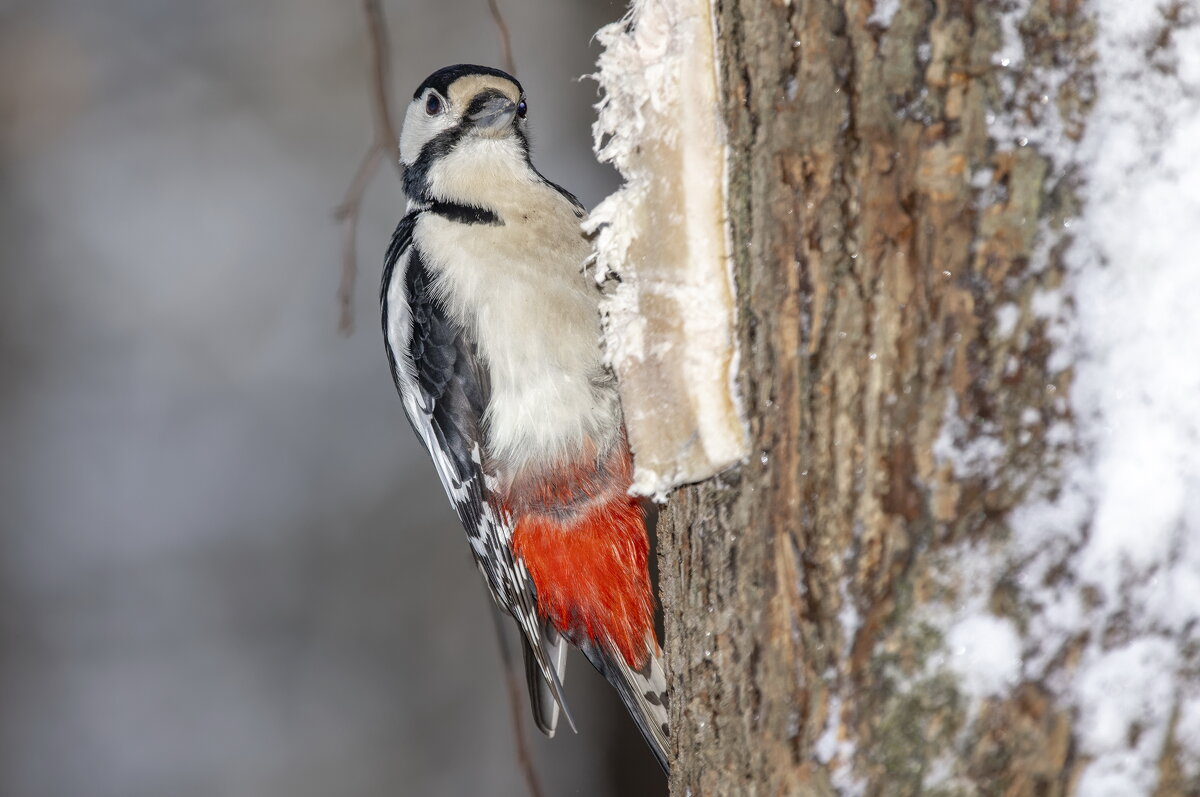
top-left (414, 170), bottom-right (619, 474)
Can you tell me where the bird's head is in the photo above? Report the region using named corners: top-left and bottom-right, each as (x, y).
top-left (400, 64), bottom-right (530, 202)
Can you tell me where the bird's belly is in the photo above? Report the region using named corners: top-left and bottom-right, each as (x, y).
top-left (484, 359), bottom-right (618, 471)
top-left (415, 214), bottom-right (618, 470)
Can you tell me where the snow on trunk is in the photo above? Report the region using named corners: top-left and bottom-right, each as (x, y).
top-left (587, 0), bottom-right (748, 499)
top-left (933, 2), bottom-right (1200, 792)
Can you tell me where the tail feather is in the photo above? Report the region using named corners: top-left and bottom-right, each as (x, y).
top-left (522, 620), bottom-right (574, 736)
top-left (582, 637), bottom-right (670, 772)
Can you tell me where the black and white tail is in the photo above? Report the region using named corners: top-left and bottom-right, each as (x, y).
top-left (522, 618), bottom-right (574, 736)
top-left (582, 636), bottom-right (670, 772)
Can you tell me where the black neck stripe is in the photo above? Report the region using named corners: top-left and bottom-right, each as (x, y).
top-left (425, 201), bottom-right (502, 226)
top-left (404, 123), bottom-right (471, 200)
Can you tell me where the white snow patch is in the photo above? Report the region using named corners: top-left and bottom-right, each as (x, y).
top-left (991, 0), bottom-right (1030, 70)
top-left (916, 542), bottom-right (1013, 697)
top-left (933, 396), bottom-right (1005, 479)
top-left (815, 695), bottom-right (855, 767)
top-left (815, 694), bottom-right (867, 797)
top-left (1075, 638), bottom-right (1179, 796)
top-left (922, 751), bottom-right (976, 793)
top-left (1029, 288), bottom-right (1063, 319)
top-left (868, 0), bottom-right (901, 28)
top-left (945, 614), bottom-right (1022, 698)
top-left (987, 0), bottom-right (1079, 161)
top-left (838, 577), bottom-right (861, 652)
top-left (994, 302), bottom-right (1020, 338)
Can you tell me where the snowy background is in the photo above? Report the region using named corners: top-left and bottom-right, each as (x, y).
top-left (0, 1), bottom-right (667, 795)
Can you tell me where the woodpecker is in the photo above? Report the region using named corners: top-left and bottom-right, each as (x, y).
top-left (380, 64), bottom-right (669, 771)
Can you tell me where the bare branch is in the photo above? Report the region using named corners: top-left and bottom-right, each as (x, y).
top-left (365, 0), bottom-right (403, 180)
top-left (335, 0), bottom-right (402, 335)
top-left (335, 146), bottom-right (385, 335)
top-left (487, 0), bottom-right (517, 76)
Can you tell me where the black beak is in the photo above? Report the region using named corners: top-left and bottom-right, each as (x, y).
top-left (468, 92), bottom-right (517, 130)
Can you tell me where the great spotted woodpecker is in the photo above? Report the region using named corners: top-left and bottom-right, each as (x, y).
top-left (380, 64), bottom-right (669, 771)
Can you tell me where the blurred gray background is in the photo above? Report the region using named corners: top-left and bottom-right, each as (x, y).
top-left (0, 1), bottom-right (668, 794)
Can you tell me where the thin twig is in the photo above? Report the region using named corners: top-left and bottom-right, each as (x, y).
top-left (335, 146), bottom-right (384, 336)
top-left (487, 0), bottom-right (517, 76)
top-left (364, 0), bottom-right (403, 178)
top-left (336, 0), bottom-right (402, 335)
top-left (489, 602), bottom-right (547, 797)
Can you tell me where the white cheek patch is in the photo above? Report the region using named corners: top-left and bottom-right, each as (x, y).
top-left (399, 97), bottom-right (463, 166)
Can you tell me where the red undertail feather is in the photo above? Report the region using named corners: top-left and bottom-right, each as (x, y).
top-left (508, 439), bottom-right (656, 669)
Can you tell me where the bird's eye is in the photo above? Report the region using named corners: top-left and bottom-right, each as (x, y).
top-left (425, 93), bottom-right (443, 115)
top-left (517, 100), bottom-right (527, 118)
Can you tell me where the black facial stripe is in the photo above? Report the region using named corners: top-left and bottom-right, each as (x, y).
top-left (426, 201), bottom-right (502, 226)
top-left (413, 64), bottom-right (522, 100)
top-left (403, 122), bottom-right (471, 200)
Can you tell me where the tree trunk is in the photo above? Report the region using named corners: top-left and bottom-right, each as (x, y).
top-left (649, 1), bottom-right (1198, 794)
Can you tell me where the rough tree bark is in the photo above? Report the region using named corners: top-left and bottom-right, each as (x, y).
top-left (651, 1), bottom-right (1195, 794)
